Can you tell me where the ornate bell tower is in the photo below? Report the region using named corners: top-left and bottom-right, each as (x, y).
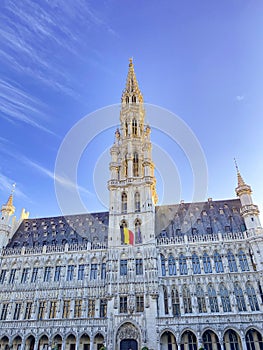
top-left (108, 59), bottom-right (158, 247)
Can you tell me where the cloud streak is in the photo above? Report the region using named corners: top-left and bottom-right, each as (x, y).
top-left (0, 78), bottom-right (55, 134)
top-left (0, 0), bottom-right (116, 99)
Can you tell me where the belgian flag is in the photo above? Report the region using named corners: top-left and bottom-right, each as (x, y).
top-left (120, 225), bottom-right (134, 245)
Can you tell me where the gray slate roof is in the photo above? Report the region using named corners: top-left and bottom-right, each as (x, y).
top-left (7, 199), bottom-right (245, 248)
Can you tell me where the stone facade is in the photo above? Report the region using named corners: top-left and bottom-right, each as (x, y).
top-left (0, 60), bottom-right (263, 350)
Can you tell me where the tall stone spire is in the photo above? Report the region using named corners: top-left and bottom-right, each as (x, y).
top-left (108, 59), bottom-right (157, 247)
top-left (121, 58), bottom-right (143, 104)
top-left (234, 159), bottom-right (261, 230)
top-left (1, 184), bottom-right (16, 217)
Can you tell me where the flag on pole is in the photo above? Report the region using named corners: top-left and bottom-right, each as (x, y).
top-left (120, 225), bottom-right (134, 245)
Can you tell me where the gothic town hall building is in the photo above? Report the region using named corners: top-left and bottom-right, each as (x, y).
top-left (0, 60), bottom-right (263, 350)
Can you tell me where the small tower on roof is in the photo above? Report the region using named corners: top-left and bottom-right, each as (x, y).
top-left (0, 184), bottom-right (16, 249)
top-left (234, 159), bottom-right (261, 231)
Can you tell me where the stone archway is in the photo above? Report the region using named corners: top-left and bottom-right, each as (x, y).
top-left (160, 331), bottom-right (177, 350)
top-left (116, 323), bottom-right (140, 350)
top-left (245, 329), bottom-right (263, 350)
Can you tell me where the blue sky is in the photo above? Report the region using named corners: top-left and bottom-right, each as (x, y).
top-left (0, 0), bottom-right (263, 220)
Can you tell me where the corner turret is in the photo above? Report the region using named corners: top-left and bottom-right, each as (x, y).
top-left (235, 160), bottom-right (261, 231)
top-left (0, 186), bottom-right (29, 249)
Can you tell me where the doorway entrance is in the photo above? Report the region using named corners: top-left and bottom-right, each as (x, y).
top-left (120, 339), bottom-right (138, 350)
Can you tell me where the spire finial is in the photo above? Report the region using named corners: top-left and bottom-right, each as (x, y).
top-left (121, 58), bottom-right (143, 103)
top-left (234, 158), bottom-right (246, 187)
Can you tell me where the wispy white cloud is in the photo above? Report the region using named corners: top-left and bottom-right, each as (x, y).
top-left (23, 157), bottom-right (93, 197)
top-left (236, 95), bottom-right (244, 101)
top-left (0, 0), bottom-right (116, 99)
top-left (0, 79), bottom-right (56, 135)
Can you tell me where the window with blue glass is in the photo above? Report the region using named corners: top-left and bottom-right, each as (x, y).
top-left (120, 259), bottom-right (127, 276)
top-left (214, 252), bottom-right (224, 273)
top-left (168, 254), bottom-right (176, 275)
top-left (192, 253), bottom-right (201, 274)
top-left (203, 253), bottom-right (212, 273)
top-left (227, 250), bottom-right (238, 272)
top-left (160, 254), bottom-right (166, 276)
top-left (238, 250), bottom-right (250, 271)
top-left (179, 254), bottom-right (188, 275)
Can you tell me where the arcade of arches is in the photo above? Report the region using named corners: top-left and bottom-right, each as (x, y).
top-left (0, 333), bottom-right (104, 350)
top-left (159, 328), bottom-right (263, 350)
top-left (0, 328), bottom-right (262, 350)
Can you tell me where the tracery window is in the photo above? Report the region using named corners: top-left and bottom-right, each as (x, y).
top-left (203, 253), bottom-right (212, 273)
top-left (135, 219), bottom-right (142, 243)
top-left (90, 264), bottom-right (98, 280)
top-left (133, 152), bottom-right (139, 176)
top-left (179, 254), bottom-right (188, 275)
top-left (168, 254), bottom-right (176, 275)
top-left (219, 283), bottom-right (231, 312)
top-left (136, 295), bottom-right (144, 312)
top-left (214, 251), bottom-right (224, 273)
top-left (120, 259), bottom-right (127, 276)
top-left (120, 296), bottom-right (128, 313)
top-left (208, 284), bottom-right (219, 312)
top-left (246, 329), bottom-right (263, 350)
top-left (234, 282), bottom-right (247, 311)
top-left (135, 192), bottom-right (140, 212)
top-left (101, 262), bottom-right (106, 280)
top-left (196, 285), bottom-right (207, 313)
top-left (171, 288), bottom-right (180, 316)
top-left (183, 285), bottom-right (192, 313)
top-left (121, 192), bottom-right (127, 213)
top-left (132, 119), bottom-right (138, 135)
top-left (136, 258), bottom-right (143, 275)
top-left (163, 286), bottom-right (169, 314)
top-left (227, 250), bottom-right (238, 272)
top-left (160, 254), bottom-right (166, 276)
top-left (246, 283), bottom-right (259, 311)
top-left (192, 253), bottom-right (201, 274)
top-left (238, 250), bottom-right (250, 271)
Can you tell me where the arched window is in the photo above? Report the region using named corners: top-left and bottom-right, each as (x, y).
top-left (234, 282), bottom-right (246, 311)
top-left (203, 332), bottom-right (212, 350)
top-left (181, 332), bottom-right (197, 350)
top-left (196, 285), bottom-right (207, 313)
top-left (227, 250), bottom-right (238, 272)
top-left (124, 154), bottom-right (128, 177)
top-left (168, 254), bottom-right (176, 275)
top-left (132, 95), bottom-right (136, 103)
top-left (132, 119), bottom-right (137, 135)
top-left (179, 254), bottom-right (188, 275)
top-left (160, 254), bottom-right (166, 276)
top-left (214, 251), bottom-right (224, 273)
top-left (163, 286), bottom-right (168, 314)
top-left (121, 192), bottom-right (127, 214)
top-left (203, 253), bottom-right (212, 273)
top-left (246, 329), bottom-right (263, 350)
top-left (171, 288), bottom-right (180, 316)
top-left (219, 283), bottom-right (231, 312)
top-left (133, 153), bottom-right (139, 176)
top-left (134, 192), bottom-right (140, 212)
top-left (125, 96), bottom-right (129, 104)
top-left (125, 121), bottom-right (128, 136)
top-left (225, 330), bottom-right (241, 350)
top-left (135, 219), bottom-right (142, 244)
top-left (246, 283), bottom-right (259, 311)
top-left (182, 285), bottom-right (192, 313)
top-left (202, 331), bottom-right (221, 350)
top-left (238, 250), bottom-right (250, 271)
top-left (208, 284), bottom-right (219, 312)
top-left (192, 253), bottom-right (201, 274)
